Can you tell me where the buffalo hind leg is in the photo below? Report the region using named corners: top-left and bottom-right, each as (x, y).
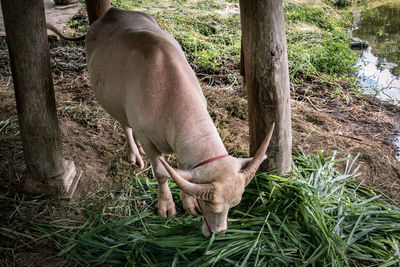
top-left (123, 126), bottom-right (144, 169)
top-left (133, 131), bottom-right (145, 155)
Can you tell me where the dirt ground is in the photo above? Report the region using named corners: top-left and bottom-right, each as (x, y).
top-left (0, 6), bottom-right (400, 266)
top-left (0, 1), bottom-right (82, 36)
top-left (1, 36), bottom-right (399, 205)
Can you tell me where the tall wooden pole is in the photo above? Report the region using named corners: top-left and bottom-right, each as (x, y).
top-left (239, 0), bottom-right (292, 174)
top-left (1, 0), bottom-right (76, 196)
top-left (85, 0), bottom-right (110, 25)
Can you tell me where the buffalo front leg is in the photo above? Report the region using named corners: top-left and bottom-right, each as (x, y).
top-left (144, 148), bottom-right (176, 218)
top-left (123, 126), bottom-right (144, 169)
top-left (157, 177), bottom-right (177, 218)
top-left (178, 160), bottom-right (200, 215)
top-left (180, 191), bottom-right (201, 215)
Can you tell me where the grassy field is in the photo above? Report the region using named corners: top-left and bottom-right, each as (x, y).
top-left (1, 0), bottom-right (399, 266)
top-left (72, 0), bottom-right (358, 83)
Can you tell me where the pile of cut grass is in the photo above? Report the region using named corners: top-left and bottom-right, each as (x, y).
top-left (33, 151), bottom-right (400, 266)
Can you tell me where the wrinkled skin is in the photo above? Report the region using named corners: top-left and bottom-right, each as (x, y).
top-left (85, 7), bottom-right (274, 237)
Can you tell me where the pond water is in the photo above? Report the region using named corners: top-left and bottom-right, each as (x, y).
top-left (352, 0), bottom-right (400, 106)
top-left (351, 0), bottom-right (400, 162)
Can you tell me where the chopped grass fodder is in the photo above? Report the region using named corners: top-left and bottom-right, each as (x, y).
top-left (34, 151), bottom-right (400, 266)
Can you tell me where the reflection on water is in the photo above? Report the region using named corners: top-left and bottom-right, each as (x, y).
top-left (352, 0), bottom-right (400, 105)
top-left (352, 1), bottom-right (400, 162)
top-left (357, 46), bottom-right (400, 104)
top-left (395, 135), bottom-right (400, 162)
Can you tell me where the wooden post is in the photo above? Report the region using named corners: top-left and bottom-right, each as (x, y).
top-left (239, 0), bottom-right (292, 174)
top-left (85, 0), bottom-right (110, 25)
top-left (1, 0), bottom-right (77, 196)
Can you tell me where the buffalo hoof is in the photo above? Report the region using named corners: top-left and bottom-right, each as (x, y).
top-left (128, 152), bottom-right (145, 170)
top-left (180, 191), bottom-right (201, 215)
top-left (157, 192), bottom-right (176, 218)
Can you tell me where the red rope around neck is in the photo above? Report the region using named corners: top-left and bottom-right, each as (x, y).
top-left (192, 154), bottom-right (229, 169)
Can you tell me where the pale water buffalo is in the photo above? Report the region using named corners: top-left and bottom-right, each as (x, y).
top-left (51, 7), bottom-right (274, 237)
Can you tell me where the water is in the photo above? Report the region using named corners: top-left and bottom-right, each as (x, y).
top-left (352, 0), bottom-right (400, 106)
top-left (395, 135), bottom-right (400, 162)
top-left (356, 46), bottom-right (400, 104)
top-left (351, 1), bottom-right (400, 162)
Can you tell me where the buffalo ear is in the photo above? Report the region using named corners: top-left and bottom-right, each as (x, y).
top-left (237, 157), bottom-right (266, 172)
top-left (176, 169), bottom-right (195, 181)
top-left (237, 158), bottom-right (253, 171)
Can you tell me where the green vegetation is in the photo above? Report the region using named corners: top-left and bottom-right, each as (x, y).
top-left (284, 2), bottom-right (358, 80)
top-left (0, 38), bottom-right (7, 50)
top-left (327, 0), bottom-right (355, 7)
top-left (107, 0), bottom-right (241, 73)
top-left (64, 0), bottom-right (363, 95)
top-left (30, 152), bottom-right (400, 266)
top-left (90, 0), bottom-right (357, 81)
top-left (327, 0), bottom-right (368, 7)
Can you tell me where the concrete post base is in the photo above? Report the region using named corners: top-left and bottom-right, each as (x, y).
top-left (23, 160), bottom-right (82, 200)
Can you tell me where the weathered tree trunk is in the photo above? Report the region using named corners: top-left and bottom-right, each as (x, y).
top-left (239, 0), bottom-right (292, 174)
top-left (85, 0), bottom-right (110, 25)
top-left (1, 0), bottom-right (76, 196)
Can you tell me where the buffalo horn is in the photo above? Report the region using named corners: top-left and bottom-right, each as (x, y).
top-left (242, 122), bottom-right (275, 186)
top-left (160, 158), bottom-right (214, 201)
